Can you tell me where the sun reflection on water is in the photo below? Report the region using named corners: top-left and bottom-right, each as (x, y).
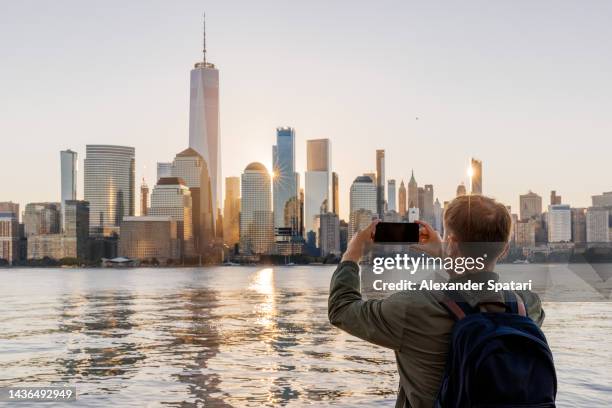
top-left (249, 268), bottom-right (276, 328)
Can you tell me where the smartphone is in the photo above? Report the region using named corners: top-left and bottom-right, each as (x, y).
top-left (373, 222), bottom-right (420, 243)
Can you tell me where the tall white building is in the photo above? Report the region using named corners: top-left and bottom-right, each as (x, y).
top-left (349, 176), bottom-right (377, 239)
top-left (547, 204), bottom-right (571, 243)
top-left (60, 149), bottom-right (77, 233)
top-left (188, 17), bottom-right (221, 238)
top-left (586, 207), bottom-right (609, 243)
top-left (149, 177), bottom-right (194, 256)
top-left (305, 139), bottom-right (331, 238)
top-left (240, 162), bottom-right (273, 255)
top-left (84, 145), bottom-right (135, 236)
top-left (387, 179), bottom-right (396, 212)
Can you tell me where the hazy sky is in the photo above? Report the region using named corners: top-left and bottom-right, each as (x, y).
top-left (1, 0), bottom-right (611, 219)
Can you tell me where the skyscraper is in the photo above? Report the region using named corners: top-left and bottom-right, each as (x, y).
top-left (240, 162), bottom-right (273, 255)
top-left (571, 208), bottom-right (587, 244)
top-left (332, 172), bottom-right (339, 216)
top-left (63, 200), bottom-right (89, 259)
top-left (149, 177), bottom-right (194, 257)
top-left (550, 190), bottom-right (562, 205)
top-left (140, 178), bottom-right (149, 216)
top-left (319, 212), bottom-right (340, 257)
top-left (408, 170), bottom-right (418, 209)
top-left (305, 139), bottom-right (330, 239)
top-left (547, 204), bottom-right (571, 243)
top-left (223, 176), bottom-right (240, 247)
top-left (470, 158), bottom-right (482, 195)
top-left (398, 181), bottom-right (407, 217)
top-left (417, 187), bottom-right (425, 217)
top-left (188, 16), bottom-right (221, 239)
top-left (349, 176), bottom-right (377, 239)
top-left (586, 207), bottom-right (609, 243)
top-left (156, 162), bottom-right (172, 181)
top-left (592, 191), bottom-right (612, 207)
top-left (60, 149), bottom-right (77, 232)
top-left (84, 145), bottom-right (135, 236)
top-left (0, 209), bottom-right (19, 264)
top-left (273, 127), bottom-right (299, 235)
top-left (387, 179), bottom-right (396, 212)
top-left (519, 191), bottom-right (543, 221)
top-left (434, 198), bottom-right (443, 233)
top-left (171, 147), bottom-right (213, 252)
top-left (423, 184), bottom-right (434, 224)
top-left (0, 202), bottom-right (19, 220)
top-left (456, 183), bottom-right (467, 197)
top-left (376, 149), bottom-right (385, 217)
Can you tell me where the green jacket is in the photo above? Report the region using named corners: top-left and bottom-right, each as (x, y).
top-left (328, 261), bottom-right (545, 408)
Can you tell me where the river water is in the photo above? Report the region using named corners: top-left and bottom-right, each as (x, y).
top-left (0, 266), bottom-right (610, 407)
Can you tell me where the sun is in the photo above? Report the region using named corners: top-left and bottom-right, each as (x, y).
top-left (467, 165), bottom-right (474, 178)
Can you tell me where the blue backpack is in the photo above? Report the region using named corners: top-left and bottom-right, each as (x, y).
top-left (435, 290), bottom-right (557, 408)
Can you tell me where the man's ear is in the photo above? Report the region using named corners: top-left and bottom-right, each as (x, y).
top-left (498, 242), bottom-right (510, 261)
top-left (445, 233), bottom-right (459, 257)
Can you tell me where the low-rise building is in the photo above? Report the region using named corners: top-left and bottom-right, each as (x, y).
top-left (118, 216), bottom-right (179, 262)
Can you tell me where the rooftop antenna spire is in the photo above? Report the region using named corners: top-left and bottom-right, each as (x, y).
top-left (202, 13), bottom-right (207, 63)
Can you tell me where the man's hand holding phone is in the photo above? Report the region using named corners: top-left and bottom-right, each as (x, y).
top-left (413, 220), bottom-right (443, 258)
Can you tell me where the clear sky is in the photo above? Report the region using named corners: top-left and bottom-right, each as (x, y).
top-left (1, 0), bottom-right (611, 220)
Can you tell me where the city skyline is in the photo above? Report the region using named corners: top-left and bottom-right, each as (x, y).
top-left (2, 2), bottom-right (612, 220)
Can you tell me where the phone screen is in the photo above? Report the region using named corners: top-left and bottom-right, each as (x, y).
top-left (373, 222), bottom-right (420, 243)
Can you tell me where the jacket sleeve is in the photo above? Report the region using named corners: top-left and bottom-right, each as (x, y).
top-left (328, 261), bottom-right (407, 350)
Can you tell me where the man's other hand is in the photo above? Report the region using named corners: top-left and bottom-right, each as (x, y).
top-left (341, 220), bottom-right (379, 264)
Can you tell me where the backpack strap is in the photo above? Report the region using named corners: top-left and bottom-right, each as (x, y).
top-left (435, 290), bottom-right (528, 320)
top-left (434, 290), bottom-right (476, 321)
top-left (503, 290), bottom-right (528, 317)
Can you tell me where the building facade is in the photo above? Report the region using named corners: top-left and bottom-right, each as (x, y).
top-left (456, 183), bottom-right (467, 197)
top-left (408, 170), bottom-right (418, 209)
top-left (156, 162), bottom-right (172, 181)
top-left (520, 191), bottom-right (543, 221)
top-left (60, 149), bottom-right (77, 232)
top-left (140, 179), bottom-right (149, 216)
top-left (119, 216), bottom-right (179, 262)
top-left (319, 212), bottom-right (340, 257)
top-left (240, 162), bottom-right (273, 255)
top-left (398, 181), bottom-right (407, 216)
top-left (171, 147), bottom-right (213, 252)
top-left (470, 158), bottom-right (482, 195)
top-left (223, 176), bottom-right (240, 248)
top-left (571, 208), bottom-right (587, 244)
top-left (0, 213), bottom-right (19, 264)
top-left (149, 177), bottom-right (194, 257)
top-left (188, 25), bottom-right (221, 239)
top-left (349, 176), bottom-right (377, 239)
top-left (23, 202), bottom-right (61, 237)
top-left (84, 145), bottom-right (135, 236)
top-left (305, 139), bottom-right (330, 240)
top-left (273, 127), bottom-right (299, 236)
top-left (586, 207), bottom-right (609, 243)
top-left (332, 172), bottom-right (339, 216)
top-left (376, 149), bottom-right (385, 218)
top-left (547, 204), bottom-right (571, 243)
top-left (387, 179), bottom-right (396, 212)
